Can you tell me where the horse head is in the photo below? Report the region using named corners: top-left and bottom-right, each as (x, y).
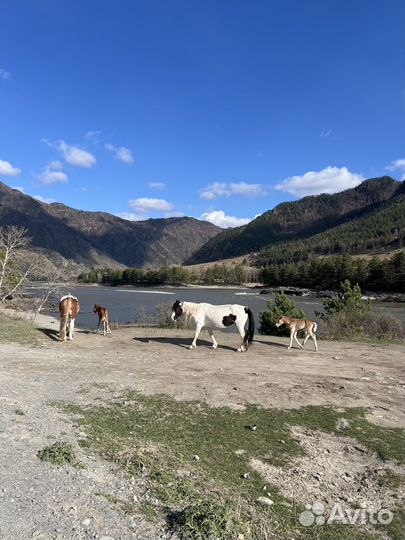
top-left (171, 300), bottom-right (183, 321)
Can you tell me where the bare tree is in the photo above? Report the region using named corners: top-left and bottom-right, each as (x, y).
top-left (33, 267), bottom-right (63, 321)
top-left (0, 226), bottom-right (38, 303)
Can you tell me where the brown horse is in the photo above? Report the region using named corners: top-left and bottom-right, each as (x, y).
top-left (59, 294), bottom-right (80, 341)
top-left (275, 315), bottom-right (318, 351)
top-left (93, 304), bottom-right (111, 335)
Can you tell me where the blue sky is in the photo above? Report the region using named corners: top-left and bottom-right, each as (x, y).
top-left (0, 0), bottom-right (404, 227)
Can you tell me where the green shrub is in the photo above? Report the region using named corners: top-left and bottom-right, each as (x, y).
top-left (317, 280), bottom-right (371, 338)
top-left (259, 293), bottom-right (305, 336)
top-left (37, 441), bottom-right (81, 467)
top-left (176, 501), bottom-right (238, 540)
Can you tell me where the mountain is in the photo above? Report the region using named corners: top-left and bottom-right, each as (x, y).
top-left (187, 177), bottom-right (405, 265)
top-left (0, 182), bottom-right (221, 268)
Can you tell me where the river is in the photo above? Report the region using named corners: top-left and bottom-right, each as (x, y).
top-left (26, 284), bottom-right (405, 330)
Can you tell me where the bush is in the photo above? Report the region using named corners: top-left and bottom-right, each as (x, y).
top-left (368, 313), bottom-right (404, 341)
top-left (318, 280), bottom-right (370, 338)
top-left (37, 441), bottom-right (81, 467)
top-left (318, 280), bottom-right (404, 341)
top-left (259, 293), bottom-right (305, 336)
top-left (176, 501), bottom-right (238, 540)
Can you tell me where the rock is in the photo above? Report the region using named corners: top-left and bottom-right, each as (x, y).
top-left (257, 496), bottom-right (274, 506)
top-left (193, 454), bottom-right (200, 461)
top-left (242, 472), bottom-right (250, 479)
top-left (81, 518), bottom-right (91, 527)
top-left (336, 418), bottom-right (350, 431)
top-left (99, 537), bottom-right (115, 540)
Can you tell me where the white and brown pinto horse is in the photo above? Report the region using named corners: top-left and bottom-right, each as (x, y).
top-left (59, 294), bottom-right (80, 341)
top-left (93, 304), bottom-right (111, 335)
top-left (171, 300), bottom-right (254, 352)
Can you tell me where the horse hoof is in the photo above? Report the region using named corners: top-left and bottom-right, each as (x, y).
top-left (188, 345), bottom-right (195, 350)
top-left (211, 344), bottom-right (217, 349)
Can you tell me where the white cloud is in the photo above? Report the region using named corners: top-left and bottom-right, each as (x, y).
top-left (105, 143), bottom-right (134, 164)
top-left (275, 166), bottom-right (364, 197)
top-left (85, 130), bottom-right (102, 143)
top-left (0, 159), bottom-right (21, 177)
top-left (200, 181), bottom-right (264, 200)
top-left (33, 194), bottom-right (56, 204)
top-left (128, 197), bottom-right (174, 212)
top-left (200, 210), bottom-right (252, 228)
top-left (37, 161), bottom-right (68, 185)
top-left (43, 139), bottom-right (96, 168)
top-left (386, 158), bottom-right (405, 180)
top-left (116, 211), bottom-right (146, 222)
top-left (148, 182), bottom-right (166, 190)
top-left (320, 129), bottom-right (332, 138)
top-left (0, 68), bottom-right (10, 80)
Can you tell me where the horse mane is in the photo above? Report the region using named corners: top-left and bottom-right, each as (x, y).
top-left (60, 293), bottom-right (78, 303)
top-left (182, 302), bottom-right (200, 319)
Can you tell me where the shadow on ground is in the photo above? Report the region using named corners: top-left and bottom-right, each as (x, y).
top-left (133, 336), bottom-right (237, 351)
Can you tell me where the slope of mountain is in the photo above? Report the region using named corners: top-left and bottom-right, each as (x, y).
top-left (187, 177), bottom-right (404, 264)
top-left (0, 182), bottom-right (221, 268)
top-left (255, 186), bottom-right (405, 266)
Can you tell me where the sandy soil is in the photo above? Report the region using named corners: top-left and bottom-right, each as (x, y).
top-left (0, 314), bottom-right (404, 539)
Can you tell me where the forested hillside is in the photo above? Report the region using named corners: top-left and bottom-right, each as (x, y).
top-left (187, 177), bottom-right (404, 264)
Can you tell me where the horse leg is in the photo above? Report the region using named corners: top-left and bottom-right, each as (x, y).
top-left (59, 317), bottom-right (67, 341)
top-left (294, 331), bottom-right (303, 348)
top-left (68, 319), bottom-right (74, 340)
top-left (207, 328), bottom-right (217, 349)
top-left (189, 323), bottom-right (203, 349)
top-left (287, 328), bottom-right (294, 349)
top-left (302, 332), bottom-right (310, 348)
top-left (103, 318), bottom-right (107, 336)
top-left (96, 317), bottom-right (100, 334)
top-left (236, 321), bottom-right (246, 352)
top-left (311, 332), bottom-right (319, 351)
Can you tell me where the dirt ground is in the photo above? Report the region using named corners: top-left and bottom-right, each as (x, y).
top-left (0, 314), bottom-right (404, 540)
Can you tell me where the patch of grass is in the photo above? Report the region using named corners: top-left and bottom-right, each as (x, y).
top-left (14, 408), bottom-right (25, 415)
top-left (0, 314), bottom-right (41, 346)
top-left (175, 500), bottom-right (239, 540)
top-left (55, 395), bottom-right (404, 539)
top-left (37, 441), bottom-right (82, 468)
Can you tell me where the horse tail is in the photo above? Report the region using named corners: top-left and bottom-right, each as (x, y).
top-left (244, 307), bottom-right (255, 348)
top-left (312, 321), bottom-right (318, 334)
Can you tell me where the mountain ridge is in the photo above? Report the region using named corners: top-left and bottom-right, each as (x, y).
top-left (0, 182), bottom-right (221, 268)
top-left (187, 177), bottom-right (404, 264)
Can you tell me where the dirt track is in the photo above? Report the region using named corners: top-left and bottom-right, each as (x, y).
top-left (0, 315), bottom-right (404, 539)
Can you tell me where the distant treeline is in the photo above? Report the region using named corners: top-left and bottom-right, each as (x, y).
top-left (259, 252), bottom-right (405, 292)
top-left (78, 252), bottom-right (405, 293)
top-left (78, 264), bottom-right (258, 287)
